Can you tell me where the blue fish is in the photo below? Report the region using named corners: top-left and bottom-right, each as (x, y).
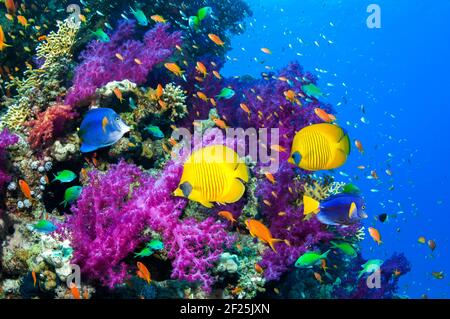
top-left (303, 193), bottom-right (367, 226)
top-left (32, 220), bottom-right (57, 234)
top-left (144, 125), bottom-right (164, 139)
top-left (79, 108), bottom-right (130, 153)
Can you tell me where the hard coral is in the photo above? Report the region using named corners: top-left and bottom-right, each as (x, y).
top-left (67, 160), bottom-right (233, 291)
top-left (0, 129), bottom-right (19, 190)
top-left (65, 21), bottom-right (182, 107)
top-left (25, 104), bottom-right (77, 149)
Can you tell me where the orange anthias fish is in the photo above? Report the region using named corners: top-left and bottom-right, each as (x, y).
top-left (213, 70), bottom-right (221, 79)
top-left (37, 35), bottom-right (47, 41)
top-left (115, 53), bottom-right (124, 61)
top-left (264, 172), bottom-right (276, 184)
top-left (213, 118), bottom-right (227, 129)
top-left (196, 61), bottom-right (207, 77)
top-left (218, 211), bottom-right (236, 223)
top-left (284, 89), bottom-right (298, 104)
top-left (19, 179), bottom-right (32, 199)
top-left (150, 15), bottom-right (166, 23)
top-left (196, 91), bottom-right (208, 102)
top-left (208, 33), bottom-right (225, 46)
top-left (164, 62), bottom-right (184, 77)
top-left (0, 25), bottom-right (11, 51)
top-left (240, 103), bottom-right (251, 115)
top-left (245, 219), bottom-right (284, 252)
top-left (314, 108), bottom-right (336, 123)
top-left (314, 272), bottom-right (323, 283)
top-left (17, 15), bottom-right (29, 27)
top-left (113, 87), bottom-right (123, 103)
top-left (70, 283), bottom-right (81, 299)
top-left (355, 139), bottom-right (364, 153)
top-left (254, 263), bottom-right (264, 274)
top-left (270, 144), bottom-right (287, 153)
top-left (134, 58), bottom-right (142, 65)
top-left (368, 227), bottom-right (382, 245)
top-left (4, 0), bottom-right (17, 14)
top-left (136, 262), bottom-right (151, 284)
top-left (32, 271), bottom-right (37, 287)
top-left (156, 84), bottom-right (164, 99)
top-left (320, 259), bottom-right (328, 272)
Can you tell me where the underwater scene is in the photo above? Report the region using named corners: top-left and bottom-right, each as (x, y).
top-left (0, 0), bottom-right (449, 301)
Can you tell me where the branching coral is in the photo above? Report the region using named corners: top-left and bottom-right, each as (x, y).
top-left (65, 21), bottom-right (182, 107)
top-left (25, 104), bottom-right (78, 149)
top-left (0, 19), bottom-right (79, 131)
top-left (67, 160), bottom-right (233, 291)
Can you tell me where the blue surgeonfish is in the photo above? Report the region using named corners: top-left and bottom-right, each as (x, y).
top-left (79, 108), bottom-right (130, 153)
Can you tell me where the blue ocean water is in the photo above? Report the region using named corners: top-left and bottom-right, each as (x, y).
top-left (223, 0), bottom-right (450, 298)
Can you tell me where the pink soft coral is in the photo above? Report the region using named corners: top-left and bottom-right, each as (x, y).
top-left (25, 104), bottom-right (77, 149)
top-left (67, 160), bottom-right (233, 291)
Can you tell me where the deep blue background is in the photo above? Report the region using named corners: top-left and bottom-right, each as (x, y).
top-left (222, 0), bottom-right (450, 298)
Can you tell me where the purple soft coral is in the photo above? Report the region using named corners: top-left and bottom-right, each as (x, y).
top-left (65, 21), bottom-right (182, 107)
top-left (67, 160), bottom-right (233, 291)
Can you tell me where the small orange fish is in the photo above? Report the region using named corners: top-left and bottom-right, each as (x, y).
top-left (134, 58), bottom-right (142, 65)
top-left (4, 0), bottom-right (16, 14)
top-left (254, 263), bottom-right (264, 274)
top-left (355, 139), bottom-right (364, 153)
top-left (264, 172), bottom-right (276, 184)
top-left (261, 47), bottom-right (272, 54)
top-left (168, 137), bottom-right (177, 146)
top-left (70, 283), bottom-right (81, 299)
top-left (196, 61), bottom-right (207, 77)
top-left (284, 90), bottom-right (297, 104)
top-left (150, 15), bottom-right (166, 23)
top-left (79, 14), bottom-right (87, 23)
top-left (245, 219), bottom-right (284, 252)
top-left (37, 35), bottom-right (47, 41)
top-left (158, 99), bottom-right (167, 109)
top-left (270, 144), bottom-right (286, 152)
top-left (393, 269), bottom-right (402, 277)
top-left (240, 103), bottom-right (251, 115)
top-left (231, 286), bottom-right (243, 295)
top-left (210, 98), bottom-right (217, 107)
top-left (156, 84), bottom-right (164, 99)
top-left (208, 33), bottom-right (225, 46)
top-left (314, 108), bottom-right (336, 123)
top-left (136, 262), bottom-right (151, 284)
top-left (320, 259), bottom-right (328, 272)
top-left (17, 15), bottom-right (28, 27)
top-left (32, 271), bottom-right (37, 287)
top-left (19, 179), bottom-right (32, 199)
top-left (213, 118), bottom-right (227, 129)
top-left (0, 25), bottom-right (11, 51)
top-left (368, 227), bottom-right (382, 245)
top-left (115, 53), bottom-right (124, 61)
top-left (213, 70), bottom-right (221, 79)
top-left (278, 211), bottom-right (286, 216)
top-left (314, 272), bottom-right (323, 283)
top-left (196, 91), bottom-right (208, 102)
top-left (218, 211), bottom-right (236, 223)
top-left (5, 13), bottom-right (13, 21)
top-left (113, 87), bottom-right (123, 103)
top-left (83, 288), bottom-right (89, 299)
top-left (370, 170), bottom-right (379, 180)
top-left (80, 168), bottom-right (88, 180)
top-left (164, 62), bottom-right (184, 77)
top-left (428, 239), bottom-right (436, 252)
top-left (263, 199), bottom-right (272, 206)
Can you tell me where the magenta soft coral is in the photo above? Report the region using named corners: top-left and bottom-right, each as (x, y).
top-left (25, 104), bottom-right (77, 149)
top-left (67, 160), bottom-right (233, 291)
top-left (65, 21), bottom-right (182, 107)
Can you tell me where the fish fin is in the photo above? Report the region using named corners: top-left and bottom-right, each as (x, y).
top-left (60, 200), bottom-right (67, 207)
top-left (225, 178), bottom-right (246, 204)
top-left (338, 130), bottom-right (351, 155)
top-left (233, 162), bottom-right (249, 183)
top-left (348, 202), bottom-right (357, 218)
top-left (80, 143), bottom-right (98, 153)
top-left (303, 196), bottom-right (320, 215)
top-left (320, 250), bottom-right (331, 260)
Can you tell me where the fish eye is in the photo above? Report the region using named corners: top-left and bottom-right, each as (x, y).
top-left (362, 205), bottom-right (366, 210)
top-left (115, 117), bottom-right (120, 121)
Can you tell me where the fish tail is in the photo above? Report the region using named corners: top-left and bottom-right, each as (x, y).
top-left (269, 238), bottom-right (283, 253)
top-left (320, 249), bottom-right (331, 260)
top-left (303, 195), bottom-right (320, 215)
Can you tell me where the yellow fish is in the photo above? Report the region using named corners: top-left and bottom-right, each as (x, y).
top-left (208, 33), bottom-right (225, 46)
top-left (0, 25), bottom-right (11, 51)
top-left (17, 15), bottom-right (29, 27)
top-left (289, 123), bottom-right (350, 171)
top-left (173, 145), bottom-right (249, 208)
top-left (164, 62), bottom-right (184, 77)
